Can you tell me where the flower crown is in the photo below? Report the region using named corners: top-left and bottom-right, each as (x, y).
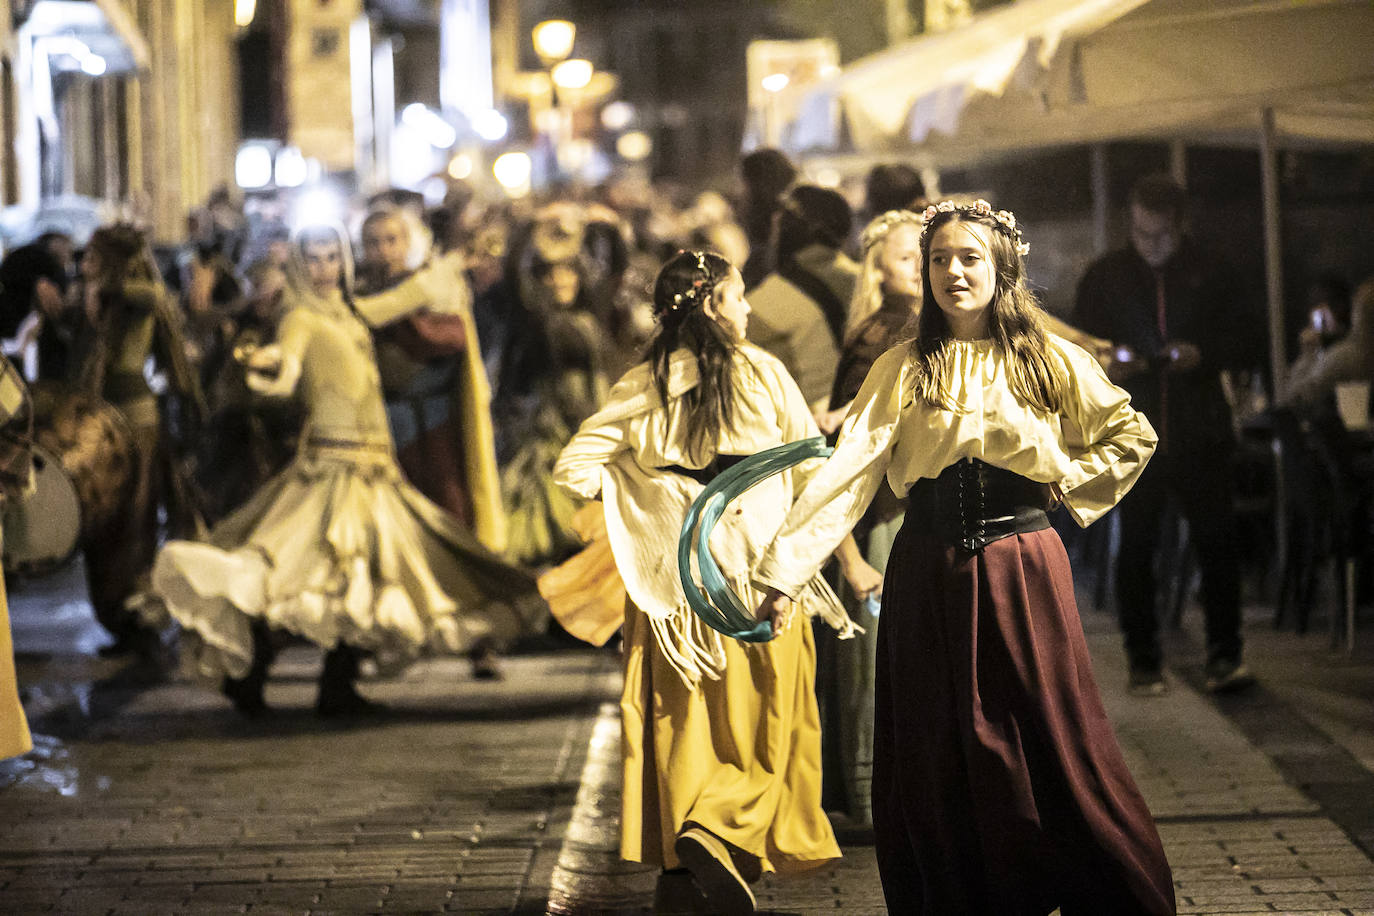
top-left (919, 199), bottom-right (1030, 257)
top-left (859, 209), bottom-right (924, 253)
top-left (661, 250), bottom-right (715, 315)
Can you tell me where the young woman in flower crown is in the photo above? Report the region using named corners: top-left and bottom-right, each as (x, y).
top-left (553, 250), bottom-right (882, 914)
top-left (754, 201), bottom-right (1176, 915)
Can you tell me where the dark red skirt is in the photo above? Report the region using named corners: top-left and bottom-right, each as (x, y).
top-left (871, 521), bottom-right (1176, 915)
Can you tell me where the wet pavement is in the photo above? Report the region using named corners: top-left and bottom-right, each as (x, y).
top-left (2, 555), bottom-right (1374, 914)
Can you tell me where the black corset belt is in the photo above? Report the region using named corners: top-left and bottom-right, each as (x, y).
top-left (658, 454), bottom-right (748, 487)
top-left (907, 458), bottom-right (1054, 552)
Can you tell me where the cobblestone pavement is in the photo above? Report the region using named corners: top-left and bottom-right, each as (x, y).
top-left (547, 606), bottom-right (1374, 915)
top-left (3, 558), bottom-right (1374, 914)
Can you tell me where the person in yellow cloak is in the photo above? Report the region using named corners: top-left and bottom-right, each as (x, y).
top-left (359, 206), bottom-right (507, 556)
top-left (0, 357), bottom-right (34, 759)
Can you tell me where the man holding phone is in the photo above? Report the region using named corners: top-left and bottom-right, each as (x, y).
top-left (1073, 174), bottom-right (1262, 697)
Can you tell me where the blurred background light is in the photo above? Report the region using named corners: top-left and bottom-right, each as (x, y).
top-left (447, 153), bottom-right (474, 181)
top-left (600, 101), bottom-right (635, 131)
top-left (492, 152), bottom-right (532, 194)
top-left (274, 146), bottom-right (308, 188)
top-left (761, 72), bottom-right (790, 93)
top-left (814, 167), bottom-right (842, 188)
top-left (471, 109), bottom-right (508, 142)
top-left (551, 59), bottom-right (593, 91)
top-left (292, 187), bottom-right (343, 226)
top-left (234, 0), bottom-right (257, 29)
top-left (532, 20), bottom-right (576, 63)
top-left (533, 108), bottom-right (562, 134)
top-left (616, 130), bottom-right (652, 162)
top-left (234, 145), bottom-right (273, 189)
top-left (402, 103), bottom-right (458, 149)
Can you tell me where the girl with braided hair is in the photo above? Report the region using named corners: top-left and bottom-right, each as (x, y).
top-left (553, 250), bottom-right (881, 913)
top-left (754, 201), bottom-right (1176, 914)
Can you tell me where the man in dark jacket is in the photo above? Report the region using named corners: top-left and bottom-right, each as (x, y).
top-left (1073, 174), bottom-right (1260, 696)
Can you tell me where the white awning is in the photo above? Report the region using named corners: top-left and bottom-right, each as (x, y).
top-left (786, 0), bottom-right (1151, 151)
top-left (786, 0), bottom-right (1374, 163)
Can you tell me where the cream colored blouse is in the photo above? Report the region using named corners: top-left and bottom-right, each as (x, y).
top-left (554, 342), bottom-right (856, 684)
top-left (753, 334), bottom-right (1157, 597)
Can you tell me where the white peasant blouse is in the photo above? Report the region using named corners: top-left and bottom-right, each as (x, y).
top-left (753, 334), bottom-right (1157, 597)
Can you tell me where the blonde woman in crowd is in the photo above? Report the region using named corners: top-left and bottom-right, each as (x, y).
top-left (814, 208), bottom-right (924, 825)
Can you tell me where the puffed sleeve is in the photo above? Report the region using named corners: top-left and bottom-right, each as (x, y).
top-left (553, 403), bottom-right (630, 500)
top-left (740, 349), bottom-right (826, 491)
top-left (246, 307), bottom-right (313, 399)
top-left (1054, 338), bottom-right (1158, 527)
top-left (752, 344), bottom-right (905, 597)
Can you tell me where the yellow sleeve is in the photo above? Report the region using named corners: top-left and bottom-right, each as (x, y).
top-left (752, 345), bottom-right (905, 596)
top-left (276, 307), bottom-right (314, 363)
top-left (1054, 338), bottom-right (1158, 527)
top-left (352, 257), bottom-right (464, 327)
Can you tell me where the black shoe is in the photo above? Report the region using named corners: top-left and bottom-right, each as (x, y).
top-left (674, 826), bottom-right (756, 914)
top-left (1205, 658), bottom-right (1255, 694)
top-left (98, 629), bottom-right (158, 658)
top-left (468, 642), bottom-right (503, 681)
top-left (222, 676), bottom-right (270, 718)
top-left (729, 847), bottom-right (762, 885)
top-left (316, 687), bottom-right (387, 718)
top-left (1127, 665), bottom-right (1168, 697)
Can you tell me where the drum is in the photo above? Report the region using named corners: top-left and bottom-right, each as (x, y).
top-left (30, 384), bottom-right (138, 540)
top-left (2, 443), bottom-right (81, 577)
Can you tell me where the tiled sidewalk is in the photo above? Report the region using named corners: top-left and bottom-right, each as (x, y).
top-left (1, 647), bottom-right (621, 914)
top-left (3, 558), bottom-right (1374, 914)
top-left (549, 609), bottom-right (1374, 914)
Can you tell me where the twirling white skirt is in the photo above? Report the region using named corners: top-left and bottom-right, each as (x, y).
top-left (150, 441), bottom-right (541, 681)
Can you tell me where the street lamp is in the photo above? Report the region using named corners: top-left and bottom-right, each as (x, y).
top-left (531, 20), bottom-right (581, 182)
top-left (532, 20), bottom-right (576, 66)
top-left (551, 59), bottom-right (593, 92)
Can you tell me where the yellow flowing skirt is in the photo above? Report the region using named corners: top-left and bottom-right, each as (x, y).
top-left (620, 602), bottom-right (840, 875)
top-left (150, 444), bottom-right (540, 682)
top-left (1, 556), bottom-right (32, 760)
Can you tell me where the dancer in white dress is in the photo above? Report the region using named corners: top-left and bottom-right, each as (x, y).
top-left (151, 225), bottom-right (541, 715)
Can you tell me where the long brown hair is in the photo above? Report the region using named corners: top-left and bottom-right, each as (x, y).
top-left (909, 210), bottom-right (1065, 413)
top-left (646, 250), bottom-right (738, 463)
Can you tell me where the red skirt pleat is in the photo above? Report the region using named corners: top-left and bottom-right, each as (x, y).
top-left (871, 522), bottom-right (1176, 916)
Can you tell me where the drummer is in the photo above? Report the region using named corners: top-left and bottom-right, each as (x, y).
top-left (68, 224), bottom-right (204, 660)
top-left (552, 250), bottom-right (881, 913)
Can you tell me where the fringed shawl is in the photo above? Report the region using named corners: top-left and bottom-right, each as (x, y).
top-left (556, 345), bottom-right (859, 687)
